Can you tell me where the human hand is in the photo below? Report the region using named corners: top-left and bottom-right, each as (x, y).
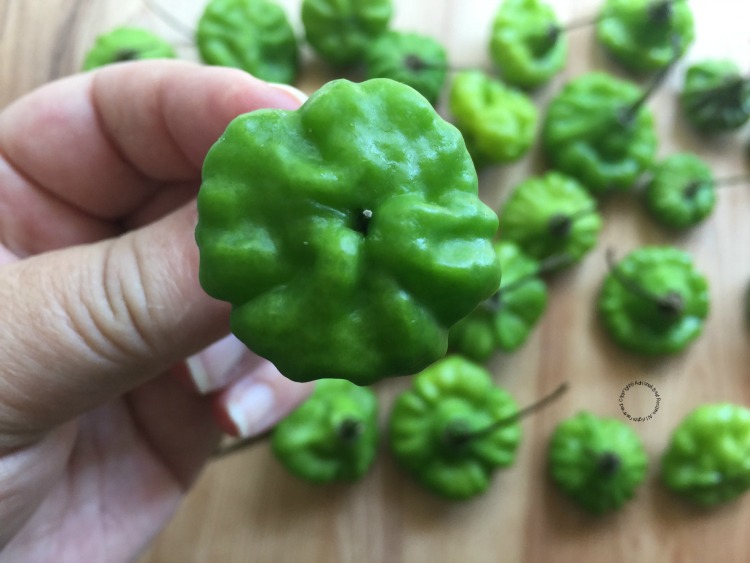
top-left (0, 61), bottom-right (312, 562)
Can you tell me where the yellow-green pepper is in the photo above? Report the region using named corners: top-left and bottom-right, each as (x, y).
top-left (195, 79), bottom-right (501, 384)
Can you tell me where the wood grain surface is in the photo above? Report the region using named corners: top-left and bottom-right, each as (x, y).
top-left (2, 1), bottom-right (750, 562)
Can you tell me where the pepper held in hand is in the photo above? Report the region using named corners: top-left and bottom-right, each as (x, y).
top-left (195, 79), bottom-right (501, 384)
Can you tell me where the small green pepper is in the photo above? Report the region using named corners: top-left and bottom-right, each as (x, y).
top-left (599, 246), bottom-right (709, 355)
top-left (644, 153), bottom-right (716, 229)
top-left (82, 27), bottom-right (176, 71)
top-left (271, 379), bottom-right (379, 483)
top-left (449, 70), bottom-right (538, 167)
top-left (597, 0), bottom-right (695, 73)
top-left (388, 356), bottom-right (521, 500)
top-left (449, 241), bottom-right (548, 362)
top-left (489, 0), bottom-right (567, 89)
top-left (680, 59), bottom-right (750, 134)
top-left (661, 403), bottom-right (750, 506)
top-left (196, 0), bottom-right (299, 85)
top-left (365, 31), bottom-right (447, 105)
top-left (302, 0), bottom-right (393, 68)
top-left (548, 411), bottom-right (648, 514)
top-left (542, 72), bottom-right (658, 194)
top-left (195, 78), bottom-right (501, 385)
top-left (498, 172), bottom-right (602, 264)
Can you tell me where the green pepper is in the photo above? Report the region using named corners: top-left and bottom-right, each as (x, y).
top-left (271, 379), bottom-right (379, 483)
top-left (365, 31), bottom-right (447, 105)
top-left (680, 59), bottom-right (750, 134)
top-left (548, 411), bottom-right (648, 514)
top-left (599, 246), bottom-right (709, 355)
top-left (489, 0), bottom-right (567, 90)
top-left (542, 72), bottom-right (658, 194)
top-left (644, 153), bottom-right (716, 229)
top-left (196, 0), bottom-right (299, 85)
top-left (597, 0), bottom-right (695, 73)
top-left (661, 403), bottom-right (750, 506)
top-left (498, 172), bottom-right (602, 264)
top-left (388, 356), bottom-right (521, 500)
top-left (449, 241), bottom-right (548, 362)
top-left (302, 0), bottom-right (393, 68)
top-left (82, 27), bottom-right (176, 71)
top-left (195, 78), bottom-right (501, 385)
top-left (449, 70), bottom-right (538, 167)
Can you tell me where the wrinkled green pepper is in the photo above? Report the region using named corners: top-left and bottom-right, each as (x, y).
top-left (449, 70), bottom-right (538, 167)
top-left (195, 78), bottom-right (501, 385)
top-left (597, 0), bottom-right (695, 73)
top-left (302, 0), bottom-right (393, 67)
top-left (271, 379), bottom-right (379, 483)
top-left (196, 0), bottom-right (299, 85)
top-left (365, 31), bottom-right (447, 105)
top-left (449, 241), bottom-right (548, 362)
top-left (548, 411), bottom-right (648, 514)
top-left (389, 356), bottom-right (521, 500)
top-left (680, 59), bottom-right (750, 134)
top-left (661, 403), bottom-right (750, 506)
top-left (599, 246), bottom-right (709, 355)
top-left (489, 0), bottom-right (567, 90)
top-left (644, 153), bottom-right (716, 229)
top-left (542, 72), bottom-right (658, 194)
top-left (82, 27), bottom-right (176, 71)
top-left (498, 172), bottom-right (602, 264)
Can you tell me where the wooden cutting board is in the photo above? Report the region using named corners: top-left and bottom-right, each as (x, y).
top-left (2, 1), bottom-right (749, 561)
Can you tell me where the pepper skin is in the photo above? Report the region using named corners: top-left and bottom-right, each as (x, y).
top-left (661, 404), bottom-right (750, 506)
top-left (542, 72), bottom-right (657, 194)
top-left (195, 78), bottom-right (501, 384)
top-left (489, 0), bottom-right (567, 89)
top-left (271, 379), bottom-right (379, 483)
top-left (302, 0), bottom-right (393, 67)
top-left (599, 246), bottom-right (709, 355)
top-left (449, 70), bottom-right (538, 167)
top-left (597, 0), bottom-right (695, 73)
top-left (196, 0), bottom-right (299, 85)
top-left (82, 27), bottom-right (176, 71)
top-left (499, 172), bottom-right (602, 264)
top-left (644, 153), bottom-right (716, 229)
top-left (365, 31), bottom-right (447, 105)
top-left (549, 411), bottom-right (648, 514)
top-left (680, 59), bottom-right (750, 134)
top-left (449, 241), bottom-right (548, 362)
top-left (389, 356), bottom-right (521, 500)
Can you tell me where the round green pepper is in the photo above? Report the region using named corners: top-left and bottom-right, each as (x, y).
top-left (548, 411), bottom-right (648, 514)
top-left (644, 153), bottom-right (716, 229)
top-left (542, 72), bottom-right (658, 194)
top-left (449, 241), bottom-right (548, 361)
top-left (196, 0), bottom-right (299, 85)
top-left (271, 378), bottom-right (379, 483)
top-left (498, 172), bottom-right (602, 264)
top-left (489, 0), bottom-right (567, 90)
top-left (388, 356), bottom-right (521, 500)
top-left (680, 59), bottom-right (750, 134)
top-left (82, 27), bottom-right (176, 71)
top-left (449, 70), bottom-right (538, 167)
top-left (195, 78), bottom-right (501, 385)
top-left (661, 404), bottom-right (750, 506)
top-left (365, 31), bottom-right (447, 105)
top-left (599, 246), bottom-right (709, 355)
top-left (302, 0), bottom-right (393, 68)
top-left (597, 0), bottom-right (695, 73)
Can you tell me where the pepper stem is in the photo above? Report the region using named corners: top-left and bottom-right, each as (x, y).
top-left (682, 173), bottom-right (750, 199)
top-left (605, 248), bottom-right (684, 317)
top-left (545, 13), bottom-right (603, 44)
top-left (337, 417), bottom-right (364, 444)
top-left (548, 206), bottom-right (598, 238)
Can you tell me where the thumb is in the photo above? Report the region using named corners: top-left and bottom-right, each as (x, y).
top-left (0, 201), bottom-right (229, 448)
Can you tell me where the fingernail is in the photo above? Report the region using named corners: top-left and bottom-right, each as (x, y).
top-left (186, 334), bottom-right (246, 394)
top-left (225, 382), bottom-right (276, 437)
top-left (268, 82), bottom-right (308, 106)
